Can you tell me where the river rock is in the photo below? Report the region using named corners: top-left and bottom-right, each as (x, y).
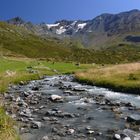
top-left (41, 136), bottom-right (49, 140)
top-left (19, 81), bottom-right (25, 85)
top-left (122, 137), bottom-right (131, 140)
top-left (23, 92), bottom-right (30, 97)
top-left (73, 87), bottom-right (86, 92)
top-left (125, 102), bottom-right (134, 107)
top-left (50, 95), bottom-right (63, 102)
top-left (87, 130), bottom-right (95, 134)
top-left (20, 127), bottom-right (30, 134)
top-left (32, 86), bottom-right (39, 91)
top-left (19, 111), bottom-right (32, 118)
top-left (66, 129), bottom-right (75, 134)
top-left (114, 134), bottom-right (121, 140)
top-left (42, 117), bottom-right (50, 121)
top-left (31, 121), bottom-right (42, 129)
top-left (122, 129), bottom-right (140, 140)
top-left (127, 114), bottom-right (140, 124)
top-left (4, 93), bottom-right (13, 101)
top-left (85, 126), bottom-right (92, 130)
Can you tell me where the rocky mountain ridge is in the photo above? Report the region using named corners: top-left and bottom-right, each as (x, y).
top-left (6, 9), bottom-right (140, 48)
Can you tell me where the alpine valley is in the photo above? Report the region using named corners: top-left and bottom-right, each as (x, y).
top-left (1, 9), bottom-right (140, 63)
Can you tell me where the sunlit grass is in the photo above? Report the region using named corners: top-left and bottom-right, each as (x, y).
top-left (76, 63), bottom-right (140, 93)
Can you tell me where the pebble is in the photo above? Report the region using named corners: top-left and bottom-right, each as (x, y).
top-left (114, 134), bottom-right (121, 140)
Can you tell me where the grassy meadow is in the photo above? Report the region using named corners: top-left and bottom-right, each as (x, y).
top-left (0, 57), bottom-right (94, 92)
top-left (75, 63), bottom-right (140, 94)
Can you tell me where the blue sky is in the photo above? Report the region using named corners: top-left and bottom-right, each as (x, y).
top-left (0, 0), bottom-right (140, 23)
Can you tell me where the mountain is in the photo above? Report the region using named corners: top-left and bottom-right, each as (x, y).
top-left (1, 10), bottom-right (140, 64)
top-left (6, 10), bottom-right (140, 49)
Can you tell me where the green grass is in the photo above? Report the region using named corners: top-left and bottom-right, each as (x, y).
top-left (41, 61), bottom-right (93, 74)
top-left (0, 107), bottom-right (18, 140)
top-left (75, 63), bottom-right (140, 94)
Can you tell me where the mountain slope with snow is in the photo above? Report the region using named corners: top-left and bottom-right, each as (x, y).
top-left (6, 9), bottom-right (140, 49)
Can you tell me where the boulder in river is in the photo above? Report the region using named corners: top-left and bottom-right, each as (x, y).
top-left (50, 95), bottom-right (63, 102)
top-left (126, 114), bottom-right (140, 124)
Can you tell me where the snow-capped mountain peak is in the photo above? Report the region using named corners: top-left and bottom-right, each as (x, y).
top-left (46, 23), bottom-right (60, 29)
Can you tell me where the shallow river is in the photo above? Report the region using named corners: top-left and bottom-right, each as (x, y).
top-left (5, 75), bottom-right (140, 140)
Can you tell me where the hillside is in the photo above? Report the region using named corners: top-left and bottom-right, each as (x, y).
top-left (1, 13), bottom-right (140, 64)
top-left (6, 10), bottom-right (140, 49)
top-left (0, 22), bottom-right (72, 60)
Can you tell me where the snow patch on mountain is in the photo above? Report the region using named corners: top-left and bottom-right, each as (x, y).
top-left (56, 26), bottom-right (66, 34)
top-left (46, 23), bottom-right (60, 29)
top-left (77, 23), bottom-right (87, 29)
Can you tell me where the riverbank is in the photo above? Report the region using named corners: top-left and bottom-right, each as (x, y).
top-left (75, 63), bottom-right (140, 94)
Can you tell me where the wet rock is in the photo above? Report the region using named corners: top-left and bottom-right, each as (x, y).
top-left (23, 108), bottom-right (31, 114)
top-left (29, 100), bottom-right (38, 105)
top-left (122, 129), bottom-right (140, 140)
top-left (63, 90), bottom-right (74, 95)
top-left (32, 86), bottom-right (39, 91)
top-left (45, 109), bottom-right (75, 118)
top-left (50, 95), bottom-right (63, 102)
top-left (52, 127), bottom-right (58, 133)
top-left (39, 106), bottom-right (45, 109)
top-left (127, 114), bottom-right (140, 124)
top-left (66, 129), bottom-right (75, 135)
top-left (18, 118), bottom-right (29, 123)
top-left (96, 132), bottom-right (102, 136)
top-left (17, 100), bottom-right (28, 107)
top-left (114, 134), bottom-right (121, 140)
top-left (62, 112), bottom-right (75, 118)
top-left (19, 81), bottom-right (25, 86)
top-left (73, 87), bottom-right (86, 92)
top-left (86, 116), bottom-right (94, 120)
top-left (41, 136), bottom-right (49, 140)
top-left (23, 92), bottom-right (30, 97)
top-left (45, 110), bottom-right (58, 116)
top-left (122, 137), bottom-right (131, 140)
top-left (4, 93), bottom-right (13, 101)
top-left (85, 126), bottom-right (92, 130)
top-left (98, 94), bottom-right (105, 98)
top-left (42, 117), bottom-right (50, 121)
top-left (85, 126), bottom-right (95, 134)
top-left (31, 121), bottom-right (42, 129)
top-left (20, 127), bottom-right (30, 134)
top-left (125, 102), bottom-right (134, 107)
top-left (87, 130), bottom-right (95, 134)
top-left (19, 111), bottom-right (32, 118)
